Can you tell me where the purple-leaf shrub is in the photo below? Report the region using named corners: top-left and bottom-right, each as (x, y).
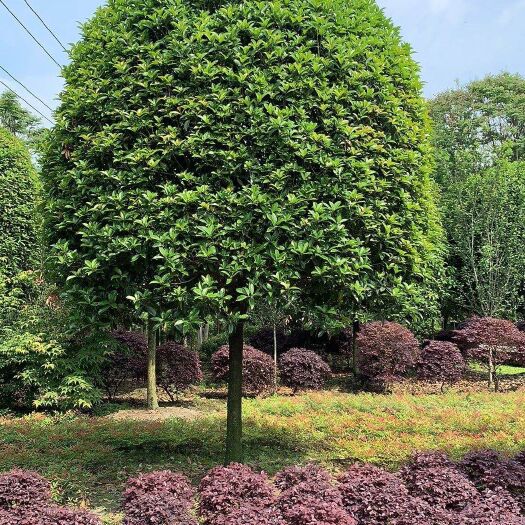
top-left (211, 345), bottom-right (274, 397)
top-left (338, 463), bottom-right (411, 525)
top-left (123, 470), bottom-right (195, 508)
top-left (110, 329), bottom-right (148, 382)
top-left (157, 343), bottom-right (203, 402)
top-left (459, 487), bottom-right (525, 524)
top-left (0, 469), bottom-right (51, 511)
top-left (198, 463), bottom-right (275, 524)
top-left (274, 464), bottom-right (333, 492)
top-left (417, 341), bottom-right (465, 386)
top-left (9, 506), bottom-right (102, 525)
top-left (123, 494), bottom-right (197, 525)
top-left (356, 322), bottom-right (420, 388)
top-left (279, 497), bottom-right (356, 525)
top-left (399, 453), bottom-right (478, 511)
top-left (278, 349), bottom-right (331, 392)
top-left (210, 506), bottom-right (285, 525)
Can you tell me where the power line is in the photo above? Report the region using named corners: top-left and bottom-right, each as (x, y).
top-left (0, 0), bottom-right (62, 68)
top-left (23, 0), bottom-right (67, 53)
top-left (0, 79), bottom-right (54, 125)
top-left (0, 64), bottom-right (53, 112)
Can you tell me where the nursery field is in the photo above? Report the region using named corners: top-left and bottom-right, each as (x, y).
top-left (2, 390), bottom-right (525, 522)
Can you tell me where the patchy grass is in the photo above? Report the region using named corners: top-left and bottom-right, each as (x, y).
top-left (1, 390), bottom-right (525, 521)
top-left (469, 361), bottom-right (525, 376)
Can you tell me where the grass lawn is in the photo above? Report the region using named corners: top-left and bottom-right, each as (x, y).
top-left (2, 390), bottom-right (525, 522)
top-left (469, 361), bottom-right (525, 375)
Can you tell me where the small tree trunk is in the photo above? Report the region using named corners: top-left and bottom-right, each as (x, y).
top-left (352, 320), bottom-right (360, 377)
top-left (488, 347), bottom-right (495, 391)
top-left (273, 323), bottom-right (278, 389)
top-left (225, 320), bottom-right (244, 464)
top-left (203, 323), bottom-right (209, 343)
top-left (147, 320), bottom-right (159, 410)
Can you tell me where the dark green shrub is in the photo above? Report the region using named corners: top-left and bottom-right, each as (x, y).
top-left (0, 128), bottom-right (38, 279)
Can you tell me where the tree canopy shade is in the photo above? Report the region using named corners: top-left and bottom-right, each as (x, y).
top-left (0, 128), bottom-right (38, 279)
top-left (42, 0), bottom-right (444, 461)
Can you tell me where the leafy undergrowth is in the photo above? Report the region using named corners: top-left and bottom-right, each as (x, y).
top-left (1, 390), bottom-right (525, 522)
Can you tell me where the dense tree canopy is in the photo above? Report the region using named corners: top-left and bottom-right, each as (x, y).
top-left (43, 0), bottom-right (444, 459)
top-left (0, 128), bottom-right (38, 279)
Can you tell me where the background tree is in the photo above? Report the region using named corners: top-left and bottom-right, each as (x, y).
top-left (43, 0), bottom-right (444, 462)
top-left (0, 128), bottom-right (38, 280)
top-left (0, 92), bottom-right (42, 151)
top-left (429, 74), bottom-right (525, 321)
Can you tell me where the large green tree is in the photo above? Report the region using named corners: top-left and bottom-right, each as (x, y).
top-left (430, 74), bottom-right (525, 320)
top-left (43, 0), bottom-right (444, 461)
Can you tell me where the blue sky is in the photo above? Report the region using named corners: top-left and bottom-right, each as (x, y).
top-left (0, 0), bottom-right (524, 125)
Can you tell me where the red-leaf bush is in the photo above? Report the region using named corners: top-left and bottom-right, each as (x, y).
top-left (123, 494), bottom-right (197, 525)
top-left (157, 343), bottom-right (203, 401)
top-left (198, 463), bottom-right (275, 525)
top-left (210, 505), bottom-right (285, 525)
top-left (452, 317), bottom-right (525, 368)
top-left (109, 329), bottom-right (148, 381)
top-left (0, 469), bottom-right (51, 511)
top-left (417, 341), bottom-right (465, 387)
top-left (274, 464), bottom-right (333, 492)
top-left (279, 497), bottom-right (356, 525)
top-left (459, 487), bottom-right (525, 524)
top-left (6, 506), bottom-right (102, 525)
top-left (123, 470), bottom-right (195, 508)
top-left (278, 349), bottom-right (331, 392)
top-left (399, 452), bottom-right (478, 511)
top-left (458, 449), bottom-right (525, 506)
top-left (211, 345), bottom-right (274, 397)
top-left (338, 463), bottom-right (412, 524)
top-left (356, 321), bottom-right (420, 389)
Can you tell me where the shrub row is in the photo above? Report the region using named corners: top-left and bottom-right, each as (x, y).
top-left (4, 450), bottom-right (525, 524)
top-left (211, 346), bottom-right (332, 396)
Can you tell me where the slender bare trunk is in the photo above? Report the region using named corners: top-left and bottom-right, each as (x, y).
top-left (225, 321), bottom-right (244, 464)
top-left (273, 323), bottom-right (278, 389)
top-left (147, 320), bottom-right (159, 410)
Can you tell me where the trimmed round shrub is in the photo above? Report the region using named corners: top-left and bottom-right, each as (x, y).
top-left (248, 328), bottom-right (289, 358)
top-left (356, 322), bottom-right (420, 388)
top-left (459, 487), bottom-right (524, 525)
top-left (417, 341), bottom-right (465, 387)
top-left (279, 497), bottom-right (356, 525)
top-left (210, 506), bottom-right (285, 525)
top-left (399, 453), bottom-right (478, 511)
top-left (211, 345), bottom-right (274, 397)
top-left (0, 510), bottom-right (12, 525)
top-left (458, 450), bottom-right (525, 498)
top-left (199, 464), bottom-right (275, 524)
top-left (157, 342), bottom-right (203, 401)
top-left (278, 349), bottom-right (331, 392)
top-left (10, 506), bottom-right (102, 525)
top-left (0, 128), bottom-right (37, 278)
top-left (123, 470), bottom-right (195, 510)
top-left (123, 494), bottom-right (197, 525)
top-left (0, 469), bottom-right (51, 511)
top-left (338, 463), bottom-right (411, 525)
top-left (274, 464), bottom-right (333, 492)
top-left (110, 329), bottom-right (148, 381)
top-left (452, 317), bottom-right (525, 367)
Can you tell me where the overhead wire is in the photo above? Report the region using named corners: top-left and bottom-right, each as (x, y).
top-left (23, 0), bottom-right (67, 52)
top-left (0, 64), bottom-right (54, 112)
top-left (0, 0), bottom-right (62, 67)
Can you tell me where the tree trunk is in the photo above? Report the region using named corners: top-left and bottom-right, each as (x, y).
top-left (352, 320), bottom-right (360, 377)
top-left (225, 320), bottom-right (244, 464)
top-left (488, 347), bottom-right (495, 391)
top-left (273, 323), bottom-right (278, 389)
top-left (147, 320), bottom-right (159, 410)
